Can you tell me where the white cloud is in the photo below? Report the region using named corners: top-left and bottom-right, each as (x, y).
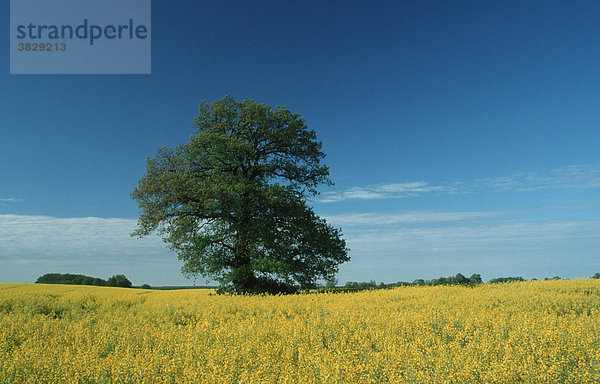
top-left (345, 219), bottom-right (600, 252)
top-left (478, 165), bottom-right (600, 192)
top-left (320, 181), bottom-right (457, 202)
top-left (334, 214), bottom-right (600, 282)
top-left (324, 211), bottom-right (500, 227)
top-left (320, 200), bottom-right (600, 282)
top-left (1, 207), bottom-right (599, 286)
top-left (320, 164), bottom-right (600, 203)
top-left (0, 215), bottom-right (160, 257)
top-left (321, 206), bottom-right (600, 255)
top-left (0, 198), bottom-right (23, 203)
top-left (0, 215), bottom-right (192, 286)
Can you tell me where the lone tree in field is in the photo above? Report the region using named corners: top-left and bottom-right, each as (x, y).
top-left (131, 96), bottom-right (349, 294)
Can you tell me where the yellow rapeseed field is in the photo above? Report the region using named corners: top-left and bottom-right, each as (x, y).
top-left (1, 279), bottom-right (599, 383)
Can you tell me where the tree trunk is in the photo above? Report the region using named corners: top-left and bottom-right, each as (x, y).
top-left (231, 191), bottom-right (257, 293)
top-left (231, 263), bottom-right (256, 294)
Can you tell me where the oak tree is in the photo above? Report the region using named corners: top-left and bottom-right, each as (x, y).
top-left (131, 96), bottom-right (349, 293)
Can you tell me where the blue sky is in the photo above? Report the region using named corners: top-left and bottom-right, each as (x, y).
top-left (1, 1), bottom-right (600, 285)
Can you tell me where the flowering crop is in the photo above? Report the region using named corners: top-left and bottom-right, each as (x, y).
top-left (1, 279), bottom-right (599, 383)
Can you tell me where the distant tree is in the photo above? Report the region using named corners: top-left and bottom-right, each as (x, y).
top-left (468, 273), bottom-right (482, 284)
top-left (412, 279), bottom-right (425, 286)
top-left (592, 273), bottom-right (600, 279)
top-left (453, 273), bottom-right (469, 285)
top-left (107, 275), bottom-right (132, 288)
top-left (140, 284), bottom-right (151, 289)
top-left (131, 96), bottom-right (349, 294)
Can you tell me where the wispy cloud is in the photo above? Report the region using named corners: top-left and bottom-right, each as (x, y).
top-left (477, 165), bottom-right (600, 192)
top-left (0, 198), bottom-right (24, 203)
top-left (0, 215), bottom-right (190, 285)
top-left (0, 215), bottom-right (159, 258)
top-left (324, 211), bottom-right (500, 227)
top-left (320, 165), bottom-right (600, 203)
top-left (332, 207), bottom-right (600, 282)
top-left (323, 208), bottom-right (599, 253)
top-left (345, 219), bottom-right (600, 253)
top-left (320, 181), bottom-right (459, 202)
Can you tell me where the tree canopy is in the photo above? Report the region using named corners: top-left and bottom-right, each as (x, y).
top-left (131, 96), bottom-right (349, 294)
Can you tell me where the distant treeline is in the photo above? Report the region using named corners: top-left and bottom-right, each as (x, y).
top-left (35, 271), bottom-right (600, 293)
top-left (36, 273), bottom-right (133, 288)
top-left (320, 272), bottom-right (600, 293)
top-left (338, 273), bottom-right (483, 292)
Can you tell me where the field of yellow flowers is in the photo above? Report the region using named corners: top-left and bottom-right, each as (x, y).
top-left (1, 279), bottom-right (599, 383)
